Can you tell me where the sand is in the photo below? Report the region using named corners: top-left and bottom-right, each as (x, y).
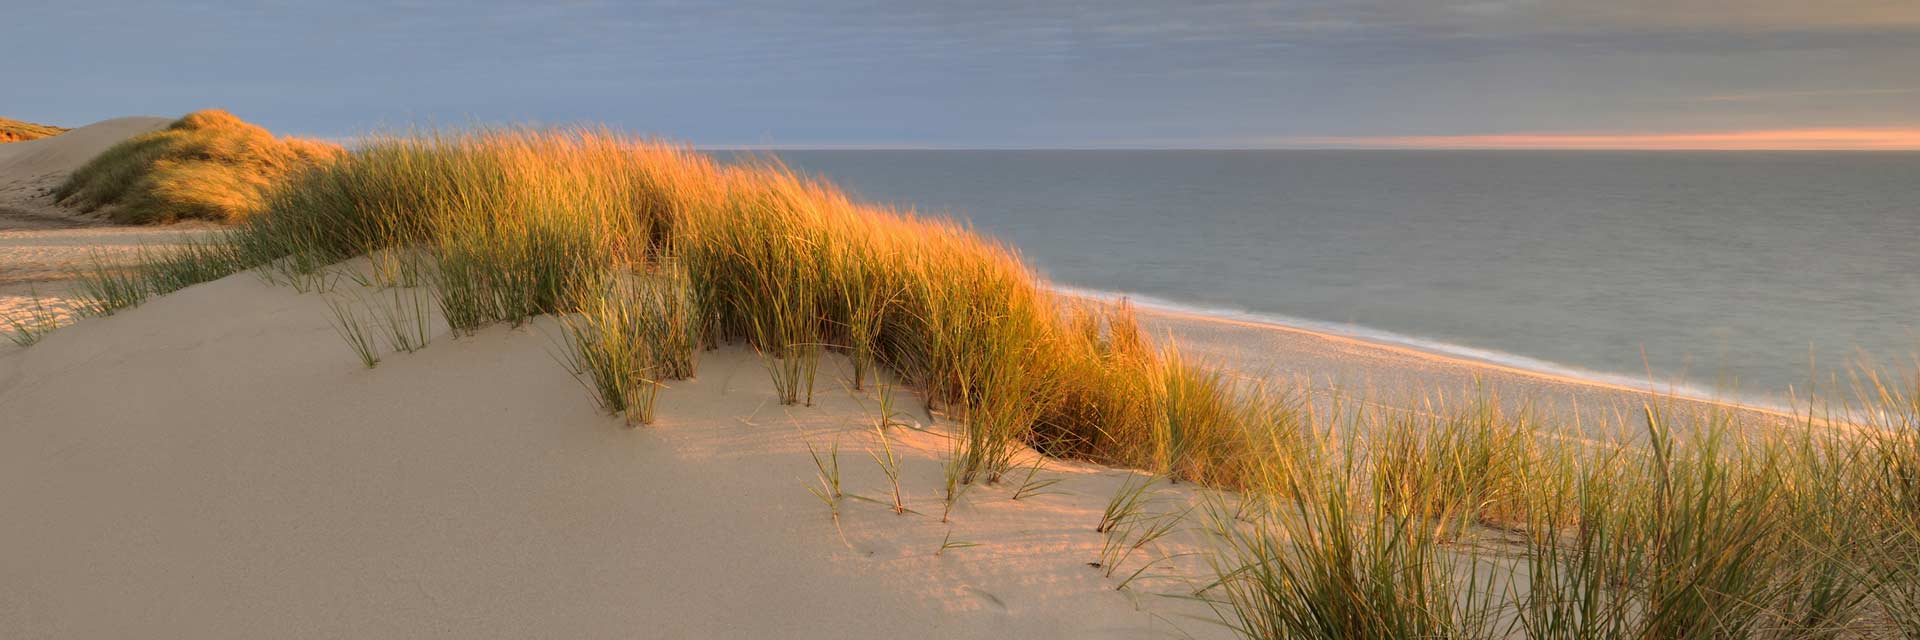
top-left (0, 271), bottom-right (1232, 638)
top-left (1138, 306), bottom-right (1805, 436)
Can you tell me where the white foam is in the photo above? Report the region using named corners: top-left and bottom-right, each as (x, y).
top-left (1052, 284), bottom-right (1797, 413)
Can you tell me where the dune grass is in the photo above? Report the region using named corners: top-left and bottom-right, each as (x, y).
top-left (220, 128), bottom-right (1246, 483)
top-left (53, 110), bottom-right (339, 224)
top-left (3, 291), bottom-right (62, 346)
top-left (87, 123), bottom-right (1920, 638)
top-left (0, 116), bottom-right (67, 143)
top-left (368, 285), bottom-right (433, 354)
top-left (555, 270), bottom-right (700, 425)
top-left (804, 437), bottom-right (844, 520)
top-left (71, 255), bottom-right (152, 315)
top-left (63, 237), bottom-right (249, 317)
top-left (1197, 384), bottom-right (1920, 640)
top-left (323, 295), bottom-right (381, 369)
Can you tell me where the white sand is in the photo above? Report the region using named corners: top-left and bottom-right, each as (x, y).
top-left (1, 271), bottom-right (1232, 638)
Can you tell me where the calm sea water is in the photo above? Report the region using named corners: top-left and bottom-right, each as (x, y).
top-left (768, 150), bottom-right (1920, 405)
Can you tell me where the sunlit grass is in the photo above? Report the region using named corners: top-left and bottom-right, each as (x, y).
top-left (53, 109), bottom-right (339, 224)
top-left (555, 270), bottom-right (698, 426)
top-left (0, 116), bottom-right (66, 143)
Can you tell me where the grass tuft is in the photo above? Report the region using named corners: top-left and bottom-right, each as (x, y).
top-left (4, 291), bottom-right (63, 346)
top-left (804, 437), bottom-right (844, 520)
top-left (54, 109), bottom-right (340, 223)
top-left (323, 295), bottom-right (380, 368)
top-left (71, 254), bottom-right (151, 316)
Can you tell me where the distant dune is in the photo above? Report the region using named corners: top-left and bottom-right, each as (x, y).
top-left (0, 116), bottom-right (205, 329)
top-left (0, 117), bottom-right (68, 143)
top-left (51, 110), bottom-right (340, 224)
top-left (0, 116), bottom-right (168, 181)
top-left (0, 116), bottom-right (171, 229)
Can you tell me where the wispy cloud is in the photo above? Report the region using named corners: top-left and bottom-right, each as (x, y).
top-left (1689, 88), bottom-right (1920, 103)
top-left (1280, 128), bottom-right (1920, 150)
top-left (6, 0), bottom-right (1919, 144)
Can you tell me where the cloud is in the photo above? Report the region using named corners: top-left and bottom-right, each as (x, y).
top-left (1280, 128), bottom-right (1920, 150)
top-left (1687, 88), bottom-right (1920, 103)
top-left (5, 0), bottom-right (1918, 145)
top-left (1501, 0), bottom-right (1920, 31)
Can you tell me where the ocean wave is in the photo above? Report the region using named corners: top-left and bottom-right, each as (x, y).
top-left (1052, 285), bottom-right (1798, 413)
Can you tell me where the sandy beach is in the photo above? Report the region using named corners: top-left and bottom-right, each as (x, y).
top-left (1140, 306), bottom-right (1806, 436)
top-left (0, 118), bottom-right (1876, 638)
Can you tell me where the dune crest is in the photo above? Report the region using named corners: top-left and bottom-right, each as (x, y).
top-left (0, 116), bottom-right (170, 182)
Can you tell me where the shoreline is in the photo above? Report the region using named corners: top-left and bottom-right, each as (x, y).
top-left (1059, 286), bottom-right (1798, 413)
top-left (1090, 292), bottom-right (1815, 431)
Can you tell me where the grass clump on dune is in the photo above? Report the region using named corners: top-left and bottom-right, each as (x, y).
top-left (3, 292), bottom-right (63, 346)
top-left (53, 109), bottom-right (340, 224)
top-left (67, 238), bottom-right (248, 316)
top-left (0, 116), bottom-right (67, 143)
top-left (231, 128), bottom-right (1228, 484)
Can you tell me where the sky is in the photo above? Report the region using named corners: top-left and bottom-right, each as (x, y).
top-left (6, 1), bottom-right (1919, 149)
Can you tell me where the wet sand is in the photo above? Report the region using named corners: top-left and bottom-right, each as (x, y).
top-left (1139, 306), bottom-right (1807, 436)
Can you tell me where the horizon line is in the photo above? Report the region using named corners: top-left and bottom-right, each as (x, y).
top-left (695, 145), bottom-right (1920, 152)
top-left (699, 127), bottom-right (1920, 152)
top-left (304, 126), bottom-right (1920, 153)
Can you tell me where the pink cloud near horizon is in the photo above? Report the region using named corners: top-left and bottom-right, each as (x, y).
top-left (1292, 128), bottom-right (1920, 150)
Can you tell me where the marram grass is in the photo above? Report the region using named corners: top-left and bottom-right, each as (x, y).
top-left (226, 127), bottom-right (1232, 484)
top-left (0, 116), bottom-right (67, 143)
top-left (91, 123), bottom-right (1920, 639)
top-left (54, 109), bottom-right (340, 224)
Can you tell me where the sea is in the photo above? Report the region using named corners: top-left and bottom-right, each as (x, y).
top-left (767, 150), bottom-right (1920, 408)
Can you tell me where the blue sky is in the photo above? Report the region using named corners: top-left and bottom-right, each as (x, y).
top-left (7, 1), bottom-right (1919, 148)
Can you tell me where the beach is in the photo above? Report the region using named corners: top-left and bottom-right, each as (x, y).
top-left (0, 118), bottom-right (1901, 638)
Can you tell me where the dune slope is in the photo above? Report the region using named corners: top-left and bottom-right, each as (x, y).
top-left (0, 271), bottom-right (1226, 639)
top-left (0, 116), bottom-right (170, 183)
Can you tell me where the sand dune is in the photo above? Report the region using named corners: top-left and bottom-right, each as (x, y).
top-left (0, 116), bottom-right (169, 230)
top-left (0, 116), bottom-right (169, 182)
top-left (0, 115), bottom-right (204, 329)
top-left (0, 270), bottom-right (1230, 638)
top-left (0, 116), bottom-right (1848, 638)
